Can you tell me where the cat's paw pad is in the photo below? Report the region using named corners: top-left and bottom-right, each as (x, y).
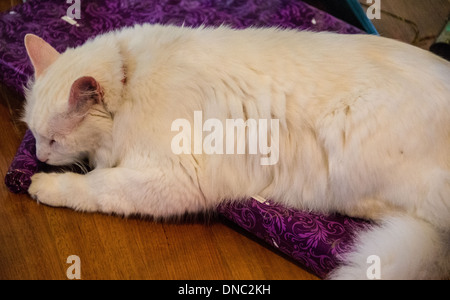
top-left (28, 173), bottom-right (65, 207)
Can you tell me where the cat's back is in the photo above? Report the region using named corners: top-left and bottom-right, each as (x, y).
top-left (109, 24), bottom-right (450, 131)
top-left (114, 24), bottom-right (449, 88)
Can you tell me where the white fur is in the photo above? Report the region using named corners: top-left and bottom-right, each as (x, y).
top-left (329, 215), bottom-right (450, 280)
top-left (24, 25), bottom-right (450, 279)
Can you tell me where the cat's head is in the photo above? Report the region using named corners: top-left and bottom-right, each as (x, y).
top-left (23, 34), bottom-right (120, 167)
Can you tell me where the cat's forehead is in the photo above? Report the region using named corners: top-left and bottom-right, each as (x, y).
top-left (25, 79), bottom-right (70, 136)
top-left (25, 105), bottom-right (53, 139)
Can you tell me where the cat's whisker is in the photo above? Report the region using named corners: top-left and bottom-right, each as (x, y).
top-left (88, 113), bottom-right (109, 119)
top-left (71, 159), bottom-right (89, 174)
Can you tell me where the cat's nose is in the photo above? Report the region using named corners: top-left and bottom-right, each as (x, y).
top-left (36, 154), bottom-right (49, 163)
top-left (37, 157), bottom-right (49, 163)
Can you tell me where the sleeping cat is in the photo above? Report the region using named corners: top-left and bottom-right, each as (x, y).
top-left (23, 24), bottom-right (449, 279)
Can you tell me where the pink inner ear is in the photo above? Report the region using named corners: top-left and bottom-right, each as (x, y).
top-left (24, 34), bottom-right (60, 78)
top-left (69, 76), bottom-right (102, 113)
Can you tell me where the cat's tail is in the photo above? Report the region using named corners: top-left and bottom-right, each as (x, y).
top-left (328, 214), bottom-right (450, 280)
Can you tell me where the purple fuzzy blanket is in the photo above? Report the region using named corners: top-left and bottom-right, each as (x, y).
top-left (2, 0), bottom-right (371, 278)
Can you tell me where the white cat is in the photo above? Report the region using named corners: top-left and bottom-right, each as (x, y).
top-left (23, 24), bottom-right (450, 279)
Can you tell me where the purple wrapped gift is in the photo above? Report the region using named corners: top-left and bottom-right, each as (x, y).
top-left (2, 0), bottom-right (371, 278)
top-left (4, 130), bottom-right (39, 194)
top-left (218, 199), bottom-right (370, 278)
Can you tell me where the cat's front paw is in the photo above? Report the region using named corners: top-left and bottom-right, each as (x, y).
top-left (29, 173), bottom-right (66, 207)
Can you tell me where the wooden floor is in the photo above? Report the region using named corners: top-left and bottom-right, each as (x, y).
top-left (0, 85), bottom-right (319, 280)
top-left (0, 85), bottom-right (318, 280)
top-left (1, 0), bottom-right (449, 280)
top-left (359, 0), bottom-right (450, 50)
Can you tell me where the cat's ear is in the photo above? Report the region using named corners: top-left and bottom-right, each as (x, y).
top-left (24, 34), bottom-right (60, 78)
top-left (68, 76), bottom-right (103, 115)
top-left (48, 77), bottom-right (103, 134)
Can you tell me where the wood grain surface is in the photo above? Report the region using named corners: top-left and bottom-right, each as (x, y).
top-left (0, 83), bottom-right (318, 280)
top-left (360, 0), bottom-right (450, 50)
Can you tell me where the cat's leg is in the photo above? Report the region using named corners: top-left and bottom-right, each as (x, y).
top-left (28, 167), bottom-right (204, 217)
